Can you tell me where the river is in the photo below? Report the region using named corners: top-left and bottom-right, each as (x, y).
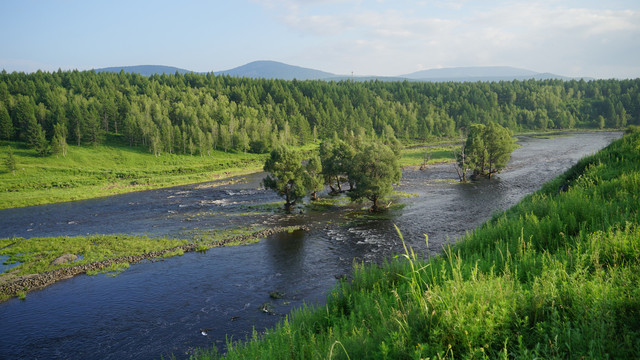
top-left (0, 132), bottom-right (621, 359)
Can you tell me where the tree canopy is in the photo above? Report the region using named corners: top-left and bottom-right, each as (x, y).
top-left (263, 146), bottom-right (307, 210)
top-left (463, 122), bottom-right (516, 179)
top-left (0, 70), bottom-right (638, 157)
top-left (347, 142), bottom-right (402, 211)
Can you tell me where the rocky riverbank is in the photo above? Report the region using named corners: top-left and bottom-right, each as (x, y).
top-left (0, 225), bottom-right (309, 301)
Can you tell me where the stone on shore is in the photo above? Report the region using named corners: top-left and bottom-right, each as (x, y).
top-left (50, 254), bottom-right (78, 266)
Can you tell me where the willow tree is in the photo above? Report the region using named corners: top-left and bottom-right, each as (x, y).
top-left (484, 121), bottom-right (516, 178)
top-left (263, 146), bottom-right (307, 211)
top-left (464, 122), bottom-right (516, 179)
top-left (347, 142), bottom-right (401, 211)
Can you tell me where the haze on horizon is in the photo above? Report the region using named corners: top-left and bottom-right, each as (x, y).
top-left (1, 0), bottom-right (639, 79)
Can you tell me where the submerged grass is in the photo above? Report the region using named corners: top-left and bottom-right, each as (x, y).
top-left (197, 129), bottom-right (640, 359)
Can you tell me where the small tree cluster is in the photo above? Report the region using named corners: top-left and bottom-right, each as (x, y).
top-left (264, 137), bottom-right (401, 212)
top-left (457, 121), bottom-right (516, 180)
top-left (263, 146), bottom-right (323, 211)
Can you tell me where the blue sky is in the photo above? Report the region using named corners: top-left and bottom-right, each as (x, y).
top-left (1, 0), bottom-right (639, 78)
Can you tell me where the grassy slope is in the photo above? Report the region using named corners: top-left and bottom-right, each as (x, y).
top-left (200, 130), bottom-right (640, 359)
top-left (0, 139), bottom-right (267, 209)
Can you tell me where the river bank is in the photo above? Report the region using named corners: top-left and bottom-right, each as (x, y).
top-left (206, 131), bottom-right (640, 359)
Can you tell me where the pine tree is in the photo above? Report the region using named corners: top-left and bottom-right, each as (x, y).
top-left (4, 146), bottom-right (17, 175)
top-left (0, 104), bottom-right (13, 140)
top-left (26, 117), bottom-right (49, 156)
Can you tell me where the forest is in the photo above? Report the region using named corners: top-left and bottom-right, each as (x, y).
top-left (0, 70), bottom-right (638, 157)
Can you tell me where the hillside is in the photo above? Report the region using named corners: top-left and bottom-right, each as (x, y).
top-left (401, 66), bottom-right (574, 82)
top-left (95, 65), bottom-right (193, 76)
top-left (214, 60), bottom-right (335, 80)
top-left (93, 61), bottom-right (580, 82)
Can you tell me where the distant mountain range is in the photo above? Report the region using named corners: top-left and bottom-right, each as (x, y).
top-left (94, 61), bottom-right (581, 82)
top-left (96, 65), bottom-right (193, 76)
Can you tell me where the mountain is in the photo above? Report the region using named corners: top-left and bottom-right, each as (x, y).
top-left (93, 62), bottom-right (579, 82)
top-left (400, 66), bottom-right (572, 82)
top-left (95, 65), bottom-right (193, 76)
top-left (214, 60), bottom-right (335, 80)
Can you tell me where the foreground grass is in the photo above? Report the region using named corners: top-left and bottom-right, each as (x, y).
top-left (194, 129), bottom-right (640, 359)
top-left (0, 138), bottom-right (267, 209)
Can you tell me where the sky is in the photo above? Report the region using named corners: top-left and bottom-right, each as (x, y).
top-left (1, 0), bottom-right (639, 79)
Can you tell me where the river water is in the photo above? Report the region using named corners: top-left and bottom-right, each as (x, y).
top-left (0, 132), bottom-right (621, 359)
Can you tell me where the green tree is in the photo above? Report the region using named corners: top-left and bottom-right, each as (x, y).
top-left (263, 146), bottom-right (308, 210)
top-left (4, 146), bottom-right (17, 175)
top-left (26, 117), bottom-right (49, 156)
top-left (347, 142), bottom-right (401, 211)
top-left (483, 121), bottom-right (516, 178)
top-left (319, 138), bottom-right (355, 193)
top-left (51, 122), bottom-right (68, 157)
top-left (465, 122), bottom-right (515, 179)
top-left (0, 104), bottom-right (13, 140)
top-left (304, 155), bottom-right (323, 201)
top-left (464, 124), bottom-right (487, 176)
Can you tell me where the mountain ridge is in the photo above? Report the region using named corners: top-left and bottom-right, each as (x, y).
top-left (94, 61), bottom-right (580, 82)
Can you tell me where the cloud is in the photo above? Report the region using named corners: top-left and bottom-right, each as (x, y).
top-left (254, 0), bottom-right (640, 78)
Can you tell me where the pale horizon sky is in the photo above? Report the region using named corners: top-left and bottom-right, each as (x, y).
top-left (1, 0), bottom-right (639, 79)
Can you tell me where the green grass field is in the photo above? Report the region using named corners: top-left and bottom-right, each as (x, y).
top-left (0, 136), bottom-right (456, 209)
top-left (0, 139), bottom-right (267, 209)
top-left (191, 129), bottom-right (640, 359)
top-left (398, 145), bottom-right (458, 167)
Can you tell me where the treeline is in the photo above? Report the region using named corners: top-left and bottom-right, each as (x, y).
top-left (0, 69), bottom-right (638, 156)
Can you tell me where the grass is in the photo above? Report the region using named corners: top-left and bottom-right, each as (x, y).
top-left (399, 145), bottom-right (458, 167)
top-left (0, 138), bottom-right (267, 209)
top-left (192, 128), bottom-right (640, 359)
top-left (0, 224), bottom-right (294, 301)
top-left (0, 234), bottom-right (188, 277)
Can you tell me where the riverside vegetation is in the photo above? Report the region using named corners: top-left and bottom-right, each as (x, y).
top-left (181, 128), bottom-right (640, 359)
top-left (0, 225), bottom-right (309, 301)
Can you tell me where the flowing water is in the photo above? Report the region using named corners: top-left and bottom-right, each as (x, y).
top-left (0, 132), bottom-right (621, 359)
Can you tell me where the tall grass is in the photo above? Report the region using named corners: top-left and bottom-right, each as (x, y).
top-left (199, 129), bottom-right (640, 359)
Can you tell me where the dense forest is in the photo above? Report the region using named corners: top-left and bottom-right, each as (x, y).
top-left (0, 70), bottom-right (638, 156)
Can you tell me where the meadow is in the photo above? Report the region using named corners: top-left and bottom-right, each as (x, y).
top-left (0, 136), bottom-right (455, 209)
top-left (190, 128), bottom-right (640, 359)
top-left (0, 137), bottom-right (267, 209)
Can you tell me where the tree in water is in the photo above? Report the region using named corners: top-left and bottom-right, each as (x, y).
top-left (263, 146), bottom-right (308, 211)
top-left (347, 142), bottom-right (401, 211)
top-left (453, 128), bottom-right (469, 182)
top-left (483, 121), bottom-right (516, 179)
top-left (304, 154), bottom-right (323, 201)
top-left (464, 121), bottom-right (516, 179)
top-left (319, 138), bottom-right (355, 193)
